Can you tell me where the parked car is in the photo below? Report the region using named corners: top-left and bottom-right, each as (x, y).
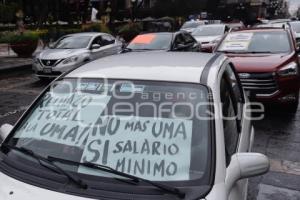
top-left (216, 27), bottom-right (300, 113)
top-left (0, 52), bottom-right (269, 200)
top-left (180, 20), bottom-right (206, 33)
top-left (192, 24), bottom-right (229, 52)
top-left (122, 32), bottom-right (201, 53)
top-left (32, 32), bottom-right (123, 80)
top-left (288, 21), bottom-right (300, 44)
top-left (254, 19), bottom-right (291, 28)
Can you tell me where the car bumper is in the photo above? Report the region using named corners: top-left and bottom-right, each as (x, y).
top-left (32, 62), bottom-right (81, 78)
top-left (247, 75), bottom-right (300, 104)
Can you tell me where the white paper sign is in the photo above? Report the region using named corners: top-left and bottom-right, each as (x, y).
top-left (15, 92), bottom-right (111, 147)
top-left (78, 116), bottom-right (193, 181)
top-left (220, 33), bottom-right (253, 51)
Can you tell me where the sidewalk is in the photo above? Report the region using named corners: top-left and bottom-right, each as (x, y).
top-left (0, 43), bottom-right (42, 72)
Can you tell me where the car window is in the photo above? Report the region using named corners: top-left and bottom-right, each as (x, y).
top-left (174, 34), bottom-right (185, 46)
top-left (192, 26), bottom-right (225, 36)
top-left (91, 36), bottom-right (103, 46)
top-left (102, 35), bottom-right (115, 46)
top-left (290, 22), bottom-right (300, 33)
top-left (127, 33), bottom-right (173, 50)
top-left (183, 33), bottom-right (196, 44)
top-left (220, 69), bottom-right (240, 166)
top-left (218, 31), bottom-right (292, 53)
top-left (54, 36), bottom-right (92, 49)
top-left (225, 65), bottom-right (244, 128)
top-left (7, 78), bottom-right (213, 184)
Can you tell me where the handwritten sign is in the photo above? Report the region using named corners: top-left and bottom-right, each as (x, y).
top-left (78, 116), bottom-right (193, 181)
top-left (131, 34), bottom-right (156, 44)
top-left (15, 92), bottom-right (111, 147)
top-left (220, 33), bottom-right (253, 51)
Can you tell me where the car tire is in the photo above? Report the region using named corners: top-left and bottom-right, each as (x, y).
top-left (285, 92), bottom-right (299, 114)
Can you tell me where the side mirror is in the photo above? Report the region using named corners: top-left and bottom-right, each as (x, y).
top-left (0, 124), bottom-right (13, 144)
top-left (91, 44), bottom-right (101, 50)
top-left (225, 153), bottom-right (269, 191)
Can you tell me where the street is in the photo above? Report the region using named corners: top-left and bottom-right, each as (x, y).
top-left (0, 68), bottom-right (299, 200)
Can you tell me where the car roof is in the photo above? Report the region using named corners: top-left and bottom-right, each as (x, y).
top-left (66, 32), bottom-right (107, 37)
top-left (234, 27), bottom-right (287, 32)
top-left (138, 32), bottom-right (174, 36)
top-left (66, 52), bottom-right (222, 84)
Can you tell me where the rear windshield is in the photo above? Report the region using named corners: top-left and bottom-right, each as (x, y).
top-left (192, 26), bottom-right (225, 36)
top-left (181, 22), bottom-right (203, 29)
top-left (218, 31), bottom-right (292, 53)
top-left (7, 78), bottom-right (212, 184)
top-left (127, 34), bottom-right (173, 50)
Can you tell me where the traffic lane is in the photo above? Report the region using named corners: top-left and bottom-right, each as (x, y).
top-left (248, 101), bottom-right (300, 200)
top-left (0, 68), bottom-right (49, 125)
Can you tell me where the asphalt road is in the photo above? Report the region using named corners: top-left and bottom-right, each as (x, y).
top-left (0, 68), bottom-right (299, 200)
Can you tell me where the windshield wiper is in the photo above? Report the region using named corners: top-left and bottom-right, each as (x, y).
top-left (48, 156), bottom-right (185, 199)
top-left (248, 51), bottom-right (274, 54)
top-left (1, 144), bottom-right (87, 189)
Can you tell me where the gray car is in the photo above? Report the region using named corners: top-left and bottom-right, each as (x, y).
top-left (32, 32), bottom-right (123, 79)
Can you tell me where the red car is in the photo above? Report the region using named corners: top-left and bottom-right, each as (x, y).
top-left (216, 27), bottom-right (300, 113)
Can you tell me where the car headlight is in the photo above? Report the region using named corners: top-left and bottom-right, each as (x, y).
top-left (33, 57), bottom-right (39, 64)
top-left (62, 56), bottom-right (80, 65)
top-left (278, 62), bottom-right (299, 77)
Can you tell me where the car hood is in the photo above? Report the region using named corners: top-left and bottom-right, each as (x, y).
top-left (180, 28), bottom-right (195, 33)
top-left (38, 48), bottom-right (89, 60)
top-left (193, 35), bottom-right (221, 43)
top-left (227, 53), bottom-right (293, 73)
top-left (0, 173), bottom-right (90, 200)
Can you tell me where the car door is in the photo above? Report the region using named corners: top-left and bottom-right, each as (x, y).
top-left (171, 33), bottom-right (186, 51)
top-left (220, 64), bottom-right (251, 200)
top-left (90, 36), bottom-right (107, 60)
top-left (101, 34), bottom-right (121, 56)
top-left (182, 33), bottom-right (200, 52)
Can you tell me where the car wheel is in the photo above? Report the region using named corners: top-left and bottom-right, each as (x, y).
top-left (285, 92), bottom-right (299, 114)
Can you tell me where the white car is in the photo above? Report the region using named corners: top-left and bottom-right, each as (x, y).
top-left (32, 32), bottom-right (123, 80)
top-left (0, 52), bottom-right (269, 200)
top-left (180, 20), bottom-right (206, 33)
top-left (192, 24), bottom-right (229, 52)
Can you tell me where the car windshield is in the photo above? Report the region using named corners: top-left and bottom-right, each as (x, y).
top-left (54, 36), bottom-right (92, 49)
top-left (218, 31), bottom-right (291, 53)
top-left (6, 78), bottom-right (212, 184)
top-left (290, 22), bottom-right (300, 33)
top-left (181, 22), bottom-right (203, 29)
top-left (192, 26), bottom-right (224, 36)
top-left (127, 33), bottom-right (173, 50)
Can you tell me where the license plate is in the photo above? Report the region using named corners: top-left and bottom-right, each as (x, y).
top-left (43, 68), bottom-right (52, 73)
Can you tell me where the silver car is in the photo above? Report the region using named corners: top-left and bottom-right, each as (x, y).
top-left (32, 32), bottom-right (123, 80)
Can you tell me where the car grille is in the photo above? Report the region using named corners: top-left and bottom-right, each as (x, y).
top-left (40, 59), bottom-right (59, 67)
top-left (239, 72), bottom-right (278, 95)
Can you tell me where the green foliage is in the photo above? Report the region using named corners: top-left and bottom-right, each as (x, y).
top-left (117, 22), bottom-right (142, 42)
top-left (0, 31), bottom-right (39, 44)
